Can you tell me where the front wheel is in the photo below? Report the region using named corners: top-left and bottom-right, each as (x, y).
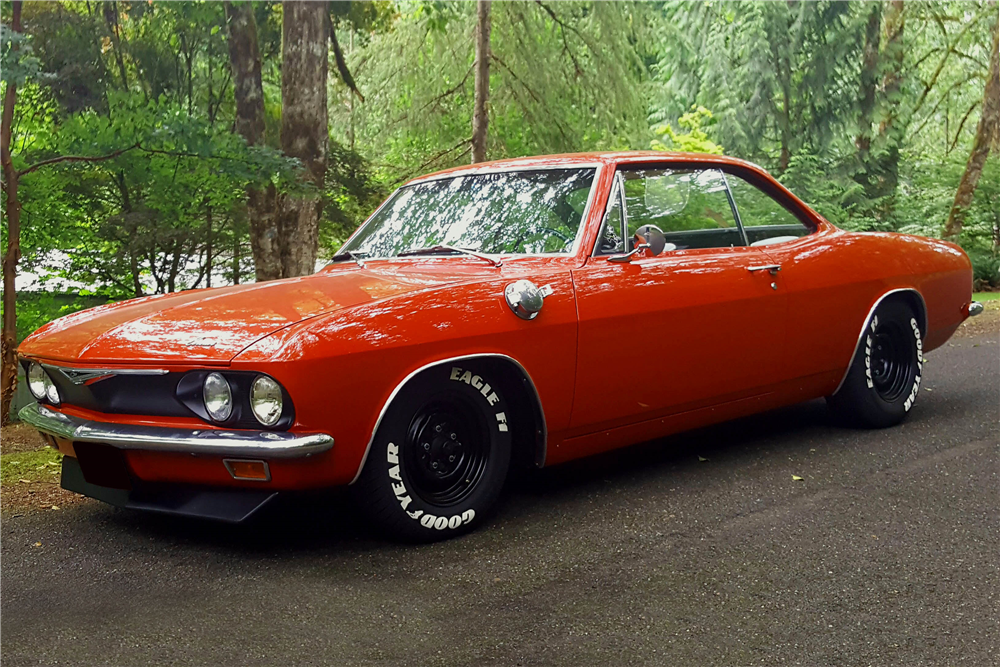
top-left (352, 364), bottom-right (512, 542)
top-left (827, 299), bottom-right (923, 428)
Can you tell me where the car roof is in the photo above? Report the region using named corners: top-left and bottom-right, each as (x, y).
top-left (407, 151), bottom-right (765, 185)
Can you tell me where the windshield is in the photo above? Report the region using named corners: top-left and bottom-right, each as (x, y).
top-left (340, 168), bottom-right (597, 258)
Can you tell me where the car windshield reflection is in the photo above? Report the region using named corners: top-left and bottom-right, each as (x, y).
top-left (339, 168), bottom-right (596, 260)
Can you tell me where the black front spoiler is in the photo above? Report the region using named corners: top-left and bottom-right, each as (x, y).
top-left (61, 456), bottom-right (277, 523)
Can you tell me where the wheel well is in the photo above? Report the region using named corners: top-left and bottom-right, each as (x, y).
top-left (885, 289), bottom-right (928, 335)
top-left (376, 355), bottom-right (547, 473)
top-left (469, 357), bottom-right (547, 469)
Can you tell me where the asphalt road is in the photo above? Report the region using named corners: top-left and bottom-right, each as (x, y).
top-left (2, 330), bottom-right (997, 667)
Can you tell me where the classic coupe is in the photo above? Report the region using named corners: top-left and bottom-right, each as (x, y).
top-left (18, 152), bottom-right (982, 541)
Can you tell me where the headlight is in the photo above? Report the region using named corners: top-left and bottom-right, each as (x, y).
top-left (44, 374), bottom-right (60, 404)
top-left (250, 375), bottom-right (283, 426)
top-left (28, 363), bottom-right (47, 399)
top-left (202, 372), bottom-right (232, 421)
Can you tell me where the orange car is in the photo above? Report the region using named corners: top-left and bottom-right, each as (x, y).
top-left (18, 152), bottom-right (982, 541)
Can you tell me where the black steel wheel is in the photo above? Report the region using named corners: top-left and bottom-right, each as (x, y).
top-left (828, 298), bottom-right (923, 428)
top-left (353, 363), bottom-right (512, 542)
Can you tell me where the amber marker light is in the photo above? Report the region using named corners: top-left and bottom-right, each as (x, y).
top-left (223, 459), bottom-right (271, 482)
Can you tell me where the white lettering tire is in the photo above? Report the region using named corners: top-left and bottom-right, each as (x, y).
top-left (828, 299), bottom-right (923, 428)
top-left (352, 364), bottom-right (512, 542)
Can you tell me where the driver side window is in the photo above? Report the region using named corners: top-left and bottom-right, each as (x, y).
top-left (619, 168), bottom-right (742, 250)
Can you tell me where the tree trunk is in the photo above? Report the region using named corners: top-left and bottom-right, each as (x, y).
top-left (224, 0), bottom-right (280, 281)
top-left (874, 0), bottom-right (905, 203)
top-left (1, 2), bottom-right (23, 426)
top-left (855, 1), bottom-right (882, 161)
top-left (943, 24), bottom-right (1000, 239)
top-left (276, 0), bottom-right (329, 277)
top-left (471, 0), bottom-right (491, 164)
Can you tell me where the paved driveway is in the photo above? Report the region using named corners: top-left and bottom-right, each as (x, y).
top-left (2, 330), bottom-right (997, 666)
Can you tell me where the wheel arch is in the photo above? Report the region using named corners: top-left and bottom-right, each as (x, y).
top-left (831, 287), bottom-right (927, 396)
top-left (349, 353), bottom-right (548, 484)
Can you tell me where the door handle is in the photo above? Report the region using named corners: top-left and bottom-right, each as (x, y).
top-left (747, 264), bottom-right (781, 275)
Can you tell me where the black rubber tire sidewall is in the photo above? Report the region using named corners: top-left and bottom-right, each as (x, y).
top-left (828, 299), bottom-right (923, 428)
top-left (353, 364), bottom-right (512, 542)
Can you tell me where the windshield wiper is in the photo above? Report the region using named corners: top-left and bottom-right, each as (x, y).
top-left (396, 245), bottom-right (502, 267)
top-left (329, 250), bottom-right (368, 268)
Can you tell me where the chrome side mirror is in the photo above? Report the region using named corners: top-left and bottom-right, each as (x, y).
top-left (607, 225), bottom-right (668, 263)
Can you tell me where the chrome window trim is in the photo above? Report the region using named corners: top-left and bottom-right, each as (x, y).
top-left (336, 164), bottom-right (605, 261)
top-left (831, 288), bottom-right (928, 396)
top-left (19, 402), bottom-right (333, 459)
top-left (720, 171), bottom-right (750, 247)
top-left (349, 353), bottom-right (548, 484)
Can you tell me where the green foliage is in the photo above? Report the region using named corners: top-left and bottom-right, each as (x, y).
top-left (0, 448), bottom-right (62, 485)
top-left (651, 106), bottom-right (724, 155)
top-left (4, 0), bottom-right (999, 341)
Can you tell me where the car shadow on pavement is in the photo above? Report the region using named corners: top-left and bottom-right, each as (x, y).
top-left (93, 397), bottom-right (847, 557)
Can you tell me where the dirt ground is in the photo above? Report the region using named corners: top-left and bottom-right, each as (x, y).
top-left (1, 424), bottom-right (87, 516)
top-left (953, 298), bottom-right (999, 338)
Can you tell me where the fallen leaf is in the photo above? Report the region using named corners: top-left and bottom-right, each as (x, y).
top-left (792, 475), bottom-right (804, 481)
top-left (18, 479), bottom-right (31, 484)
top-left (51, 505), bottom-right (60, 510)
top-left (698, 456), bottom-right (709, 462)
top-left (924, 387), bottom-right (932, 392)
top-left (922, 358), bottom-right (929, 363)
top-left (33, 542), bottom-right (41, 547)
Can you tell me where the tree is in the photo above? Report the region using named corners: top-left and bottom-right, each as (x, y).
top-left (1, 1), bottom-right (24, 424)
top-left (944, 22), bottom-right (1000, 239)
top-left (224, 0), bottom-right (279, 281)
top-left (471, 0), bottom-right (491, 163)
top-left (275, 0), bottom-right (329, 278)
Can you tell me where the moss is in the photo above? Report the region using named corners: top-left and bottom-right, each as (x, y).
top-left (0, 448), bottom-right (63, 485)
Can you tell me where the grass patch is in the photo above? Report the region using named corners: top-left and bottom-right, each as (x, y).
top-left (973, 292), bottom-right (1000, 301)
top-left (1, 448), bottom-right (63, 485)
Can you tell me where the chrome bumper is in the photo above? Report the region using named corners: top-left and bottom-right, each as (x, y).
top-left (968, 301), bottom-right (984, 317)
top-left (18, 403), bottom-right (334, 459)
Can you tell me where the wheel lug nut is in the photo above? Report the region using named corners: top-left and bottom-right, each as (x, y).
top-left (435, 425), bottom-right (443, 433)
top-left (450, 432), bottom-right (457, 440)
top-left (423, 443), bottom-right (430, 451)
top-left (431, 462), bottom-right (439, 469)
top-left (448, 455), bottom-right (455, 462)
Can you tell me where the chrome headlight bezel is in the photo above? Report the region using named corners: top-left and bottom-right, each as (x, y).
top-left (202, 372), bottom-right (233, 422)
top-left (249, 375), bottom-right (283, 426)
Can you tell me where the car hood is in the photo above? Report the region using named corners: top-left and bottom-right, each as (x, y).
top-left (19, 268), bottom-right (455, 364)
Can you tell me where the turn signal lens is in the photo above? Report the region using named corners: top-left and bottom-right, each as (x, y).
top-left (28, 363), bottom-right (47, 399)
top-left (224, 459), bottom-right (270, 481)
top-left (203, 372), bottom-right (232, 422)
top-left (250, 375), bottom-right (283, 426)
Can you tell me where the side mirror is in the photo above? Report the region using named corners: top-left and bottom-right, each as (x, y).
top-left (607, 225), bottom-right (669, 263)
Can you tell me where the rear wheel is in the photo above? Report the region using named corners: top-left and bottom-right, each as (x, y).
top-left (352, 364), bottom-right (512, 542)
top-left (828, 299), bottom-right (923, 428)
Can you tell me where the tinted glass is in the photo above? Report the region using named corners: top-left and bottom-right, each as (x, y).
top-left (620, 169), bottom-right (742, 250)
top-left (726, 174), bottom-right (811, 246)
top-left (342, 169), bottom-right (596, 257)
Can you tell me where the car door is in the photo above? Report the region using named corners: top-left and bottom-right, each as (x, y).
top-left (570, 166), bottom-right (786, 435)
top-left (723, 169), bottom-right (842, 385)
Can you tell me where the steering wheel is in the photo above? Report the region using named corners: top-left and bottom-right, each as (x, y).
top-left (539, 226), bottom-right (573, 243)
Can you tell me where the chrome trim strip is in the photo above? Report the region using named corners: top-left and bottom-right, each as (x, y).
top-left (831, 288), bottom-right (928, 396)
top-left (348, 353), bottom-right (548, 484)
top-left (41, 364), bottom-right (170, 385)
top-left (968, 301), bottom-right (984, 317)
top-left (18, 403), bottom-right (333, 459)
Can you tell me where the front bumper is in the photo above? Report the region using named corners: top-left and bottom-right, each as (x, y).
top-left (18, 403), bottom-right (334, 459)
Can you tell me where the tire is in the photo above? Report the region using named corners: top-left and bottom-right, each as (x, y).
top-left (827, 299), bottom-right (923, 428)
top-left (352, 363), bottom-right (512, 542)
